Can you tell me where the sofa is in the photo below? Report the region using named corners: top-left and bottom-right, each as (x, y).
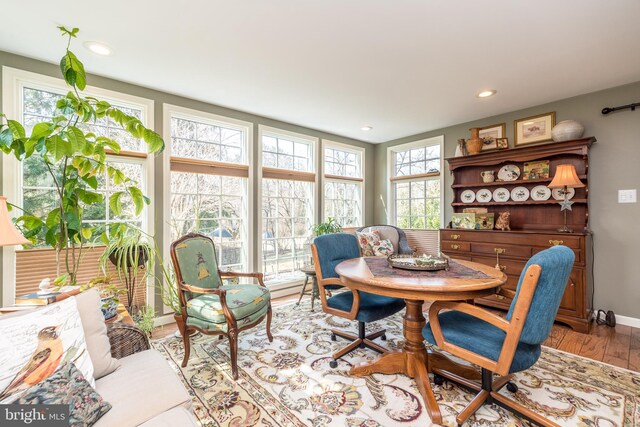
top-left (1, 290), bottom-right (198, 427)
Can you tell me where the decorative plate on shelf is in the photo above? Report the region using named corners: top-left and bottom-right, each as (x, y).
top-left (387, 254), bottom-right (450, 271)
top-left (475, 188), bottom-right (493, 203)
top-left (460, 189), bottom-right (476, 203)
top-left (510, 186), bottom-right (530, 202)
top-left (492, 187), bottom-right (511, 202)
top-left (497, 164), bottom-right (521, 181)
top-left (531, 185), bottom-right (552, 201)
top-left (552, 187), bottom-right (575, 201)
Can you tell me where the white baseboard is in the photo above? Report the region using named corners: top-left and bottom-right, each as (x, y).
top-left (153, 313), bottom-right (176, 327)
top-left (592, 310), bottom-right (640, 328)
top-left (614, 314), bottom-right (640, 329)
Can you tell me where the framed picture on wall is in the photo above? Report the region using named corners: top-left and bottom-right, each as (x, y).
top-left (514, 112), bottom-right (556, 146)
top-left (479, 123), bottom-right (506, 151)
top-left (495, 137), bottom-right (509, 149)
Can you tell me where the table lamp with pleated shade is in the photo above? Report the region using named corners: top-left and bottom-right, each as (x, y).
top-left (548, 164), bottom-right (585, 233)
top-left (0, 196), bottom-right (29, 246)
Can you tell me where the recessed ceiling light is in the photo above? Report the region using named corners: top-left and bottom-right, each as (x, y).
top-left (477, 89), bottom-right (497, 98)
top-left (361, 126), bottom-right (373, 131)
top-left (83, 41), bottom-right (112, 56)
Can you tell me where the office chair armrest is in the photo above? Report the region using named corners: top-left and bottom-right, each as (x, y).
top-left (428, 301), bottom-right (509, 373)
top-left (219, 271), bottom-right (266, 287)
top-left (317, 278), bottom-right (359, 320)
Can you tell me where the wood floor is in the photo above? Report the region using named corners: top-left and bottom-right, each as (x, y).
top-left (153, 294), bottom-right (640, 372)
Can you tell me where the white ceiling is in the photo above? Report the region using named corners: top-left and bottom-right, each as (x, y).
top-left (1, 1), bottom-right (639, 143)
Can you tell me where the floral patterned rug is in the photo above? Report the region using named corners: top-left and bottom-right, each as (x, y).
top-left (152, 301), bottom-right (640, 426)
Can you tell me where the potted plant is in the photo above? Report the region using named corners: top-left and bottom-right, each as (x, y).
top-left (81, 275), bottom-right (127, 321)
top-left (311, 217), bottom-right (343, 236)
top-left (99, 227), bottom-right (153, 312)
top-left (133, 305), bottom-right (155, 338)
top-left (0, 26), bottom-right (164, 285)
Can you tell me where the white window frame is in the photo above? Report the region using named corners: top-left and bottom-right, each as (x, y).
top-left (321, 140), bottom-right (365, 227)
top-left (257, 125), bottom-right (318, 290)
top-left (386, 136), bottom-right (444, 229)
top-left (162, 104), bottom-right (254, 314)
top-left (2, 66), bottom-right (155, 307)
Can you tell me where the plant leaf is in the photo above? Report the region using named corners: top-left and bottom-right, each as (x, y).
top-left (109, 192), bottom-right (123, 216)
top-left (7, 120), bottom-right (26, 139)
top-left (45, 135), bottom-right (72, 161)
top-left (143, 128), bottom-right (165, 153)
top-left (127, 186), bottom-right (144, 215)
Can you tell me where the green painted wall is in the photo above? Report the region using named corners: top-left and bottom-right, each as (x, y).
top-left (0, 50), bottom-right (375, 307)
top-left (373, 80), bottom-right (640, 319)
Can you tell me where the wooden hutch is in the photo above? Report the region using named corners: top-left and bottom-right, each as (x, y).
top-left (440, 137), bottom-right (594, 332)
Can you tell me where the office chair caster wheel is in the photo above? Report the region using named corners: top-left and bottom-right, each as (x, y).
top-left (506, 382), bottom-right (518, 393)
top-left (433, 374), bottom-right (445, 386)
top-left (329, 360), bottom-right (338, 368)
top-left (381, 334), bottom-right (387, 341)
top-left (330, 333), bottom-right (336, 341)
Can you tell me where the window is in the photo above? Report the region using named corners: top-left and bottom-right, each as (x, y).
top-left (13, 73), bottom-right (152, 245)
top-left (323, 142), bottom-right (364, 227)
top-left (260, 127), bottom-right (316, 284)
top-left (166, 106), bottom-right (251, 271)
top-left (2, 67), bottom-right (154, 306)
top-left (388, 137), bottom-right (443, 229)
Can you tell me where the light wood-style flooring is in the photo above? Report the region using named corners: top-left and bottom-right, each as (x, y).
top-left (153, 294), bottom-right (640, 371)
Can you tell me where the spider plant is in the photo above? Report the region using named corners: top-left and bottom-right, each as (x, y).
top-left (99, 226), bottom-right (153, 311)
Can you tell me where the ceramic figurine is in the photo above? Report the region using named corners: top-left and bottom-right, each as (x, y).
top-left (495, 212), bottom-right (511, 231)
top-left (455, 138), bottom-right (468, 157)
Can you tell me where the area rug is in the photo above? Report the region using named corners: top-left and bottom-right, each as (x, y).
top-left (152, 301), bottom-right (640, 426)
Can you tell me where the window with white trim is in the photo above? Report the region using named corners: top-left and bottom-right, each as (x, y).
top-left (167, 108), bottom-right (250, 271)
top-left (389, 137), bottom-right (443, 229)
top-left (260, 127), bottom-right (316, 284)
top-left (323, 143), bottom-right (363, 227)
top-left (17, 79), bottom-right (151, 245)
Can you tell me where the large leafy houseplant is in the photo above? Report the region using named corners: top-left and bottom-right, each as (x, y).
top-left (311, 217), bottom-right (342, 236)
top-left (0, 27), bottom-right (164, 284)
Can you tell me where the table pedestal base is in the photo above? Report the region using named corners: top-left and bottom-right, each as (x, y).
top-left (350, 299), bottom-right (480, 425)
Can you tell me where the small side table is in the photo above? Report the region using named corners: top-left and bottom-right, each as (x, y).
top-left (106, 303), bottom-right (135, 326)
top-left (297, 265), bottom-right (319, 311)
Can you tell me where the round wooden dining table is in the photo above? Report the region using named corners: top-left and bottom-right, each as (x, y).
top-left (335, 256), bottom-right (507, 425)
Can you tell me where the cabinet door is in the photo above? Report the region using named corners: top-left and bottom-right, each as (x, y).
top-left (557, 268), bottom-right (583, 316)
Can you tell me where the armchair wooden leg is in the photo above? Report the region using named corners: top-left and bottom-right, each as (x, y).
top-left (181, 328), bottom-right (191, 368)
top-left (229, 329), bottom-right (239, 380)
top-left (266, 304), bottom-right (274, 342)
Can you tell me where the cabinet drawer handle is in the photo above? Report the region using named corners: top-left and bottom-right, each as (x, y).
top-left (549, 240), bottom-right (564, 246)
top-left (495, 264), bottom-right (507, 272)
top-left (451, 234), bottom-right (461, 240)
top-left (450, 244), bottom-right (460, 250)
top-left (494, 247), bottom-right (506, 254)
top-left (569, 282), bottom-right (575, 287)
top-left (496, 294), bottom-right (506, 300)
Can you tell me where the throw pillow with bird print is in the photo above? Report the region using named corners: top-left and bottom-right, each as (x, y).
top-left (0, 297), bottom-right (94, 403)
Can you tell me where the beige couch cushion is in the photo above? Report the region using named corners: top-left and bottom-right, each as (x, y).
top-left (138, 407), bottom-right (198, 427)
top-left (75, 289), bottom-right (120, 379)
top-left (94, 349), bottom-right (191, 427)
top-left (361, 226), bottom-right (400, 253)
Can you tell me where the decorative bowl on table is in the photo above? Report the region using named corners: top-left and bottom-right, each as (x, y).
top-left (387, 254), bottom-right (450, 271)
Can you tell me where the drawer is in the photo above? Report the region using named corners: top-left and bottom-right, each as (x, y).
top-left (441, 240), bottom-right (470, 252)
top-left (471, 242), bottom-right (532, 259)
top-left (471, 256), bottom-right (526, 277)
top-left (525, 234), bottom-right (583, 250)
top-left (441, 231), bottom-right (470, 241)
top-left (532, 246), bottom-right (582, 264)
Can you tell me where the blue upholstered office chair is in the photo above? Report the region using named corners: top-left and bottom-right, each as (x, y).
top-left (311, 233), bottom-right (406, 368)
top-left (423, 245), bottom-right (575, 427)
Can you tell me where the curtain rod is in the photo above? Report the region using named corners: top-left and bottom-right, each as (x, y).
top-left (601, 102), bottom-right (640, 115)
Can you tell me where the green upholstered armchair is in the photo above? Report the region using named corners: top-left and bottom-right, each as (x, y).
top-left (170, 233), bottom-right (273, 379)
